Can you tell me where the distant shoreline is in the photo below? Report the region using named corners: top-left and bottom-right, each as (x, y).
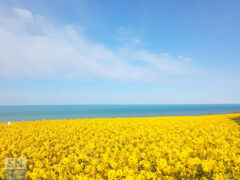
top-left (1, 104), bottom-right (240, 122)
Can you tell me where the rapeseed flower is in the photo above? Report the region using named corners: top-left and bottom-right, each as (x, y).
top-left (0, 114), bottom-right (240, 179)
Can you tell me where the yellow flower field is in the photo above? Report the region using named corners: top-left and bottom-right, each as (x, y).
top-left (0, 114), bottom-right (240, 179)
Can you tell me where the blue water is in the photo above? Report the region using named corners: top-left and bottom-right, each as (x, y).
top-left (0, 104), bottom-right (240, 122)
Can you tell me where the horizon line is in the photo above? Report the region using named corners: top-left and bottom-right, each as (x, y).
top-left (1, 103), bottom-right (240, 106)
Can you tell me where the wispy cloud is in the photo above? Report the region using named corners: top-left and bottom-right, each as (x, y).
top-left (115, 27), bottom-right (143, 46)
top-left (13, 8), bottom-right (34, 21)
top-left (178, 56), bottom-right (192, 62)
top-left (0, 7), bottom-right (197, 81)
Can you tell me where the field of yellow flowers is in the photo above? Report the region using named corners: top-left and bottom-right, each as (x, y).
top-left (0, 114), bottom-right (240, 179)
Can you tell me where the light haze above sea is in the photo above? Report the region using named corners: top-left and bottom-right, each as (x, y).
top-left (0, 104), bottom-right (240, 122)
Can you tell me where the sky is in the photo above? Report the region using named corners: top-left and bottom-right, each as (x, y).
top-left (0, 0), bottom-right (240, 105)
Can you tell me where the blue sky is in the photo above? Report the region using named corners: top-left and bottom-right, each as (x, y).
top-left (0, 0), bottom-right (240, 105)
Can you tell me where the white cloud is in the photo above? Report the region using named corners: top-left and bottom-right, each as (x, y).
top-left (13, 8), bottom-right (34, 21)
top-left (0, 7), bottom-right (196, 81)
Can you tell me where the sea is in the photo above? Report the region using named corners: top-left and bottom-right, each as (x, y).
top-left (0, 104), bottom-right (240, 122)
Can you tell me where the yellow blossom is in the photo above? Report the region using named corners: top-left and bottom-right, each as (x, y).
top-left (0, 113), bottom-right (239, 179)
